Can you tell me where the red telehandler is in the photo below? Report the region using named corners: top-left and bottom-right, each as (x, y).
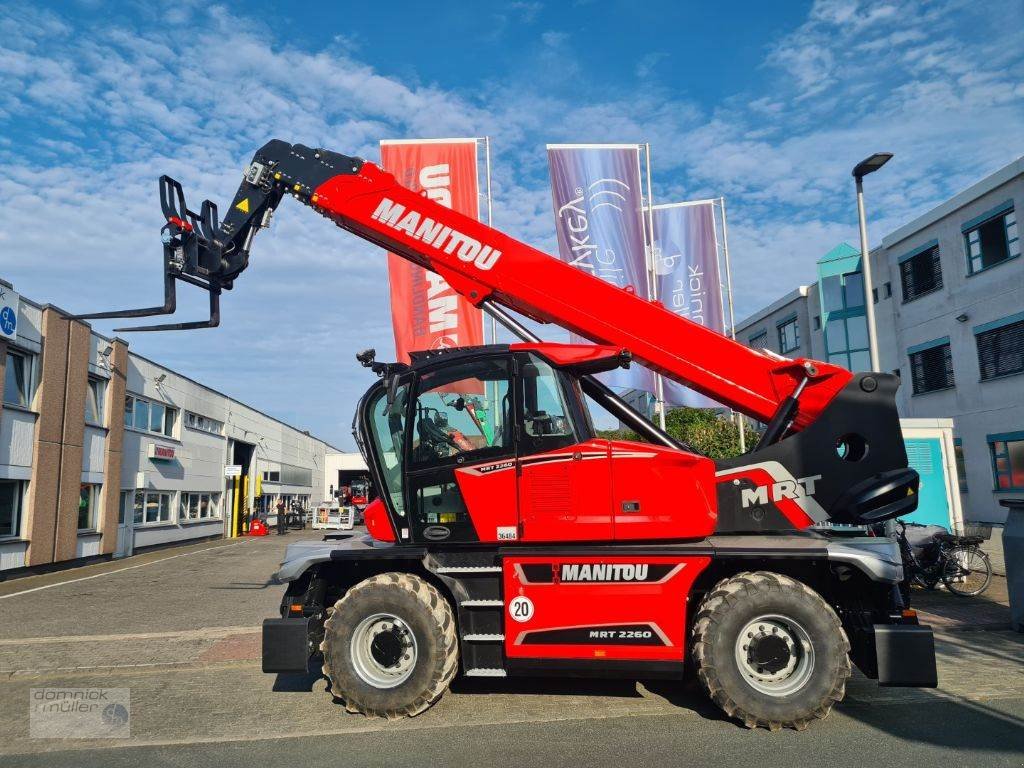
top-left (78, 140), bottom-right (936, 729)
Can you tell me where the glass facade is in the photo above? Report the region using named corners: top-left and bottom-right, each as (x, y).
top-left (818, 244), bottom-right (872, 372)
top-left (823, 277), bottom-right (871, 371)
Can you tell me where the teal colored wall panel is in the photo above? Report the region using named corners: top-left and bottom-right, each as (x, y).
top-left (903, 437), bottom-right (952, 530)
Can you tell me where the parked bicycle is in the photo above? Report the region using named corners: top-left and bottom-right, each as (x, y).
top-left (894, 519), bottom-right (992, 597)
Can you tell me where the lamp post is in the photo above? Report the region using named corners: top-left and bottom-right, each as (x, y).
top-left (852, 152), bottom-right (892, 372)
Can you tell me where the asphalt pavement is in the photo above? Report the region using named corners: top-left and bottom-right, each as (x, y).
top-left (1, 529), bottom-right (1022, 766)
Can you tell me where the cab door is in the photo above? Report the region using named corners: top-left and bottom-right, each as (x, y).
top-left (516, 353), bottom-right (613, 542)
top-left (404, 355), bottom-right (517, 543)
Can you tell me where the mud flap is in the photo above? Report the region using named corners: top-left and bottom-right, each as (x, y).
top-left (262, 617), bottom-right (311, 673)
top-left (851, 623), bottom-right (938, 687)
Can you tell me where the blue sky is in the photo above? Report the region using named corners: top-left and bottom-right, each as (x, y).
top-left (1, 0), bottom-right (1022, 448)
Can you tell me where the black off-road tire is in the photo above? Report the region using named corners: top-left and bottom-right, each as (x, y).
top-left (691, 571), bottom-right (851, 731)
top-left (320, 572), bottom-right (458, 718)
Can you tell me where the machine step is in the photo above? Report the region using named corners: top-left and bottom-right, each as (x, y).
top-left (461, 599), bottom-right (504, 607)
top-left (464, 668), bottom-right (507, 677)
top-left (463, 633), bottom-right (505, 642)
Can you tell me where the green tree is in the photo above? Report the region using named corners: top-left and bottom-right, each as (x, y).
top-left (597, 407), bottom-right (758, 460)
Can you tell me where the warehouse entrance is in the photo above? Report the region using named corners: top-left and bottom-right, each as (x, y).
top-left (228, 440), bottom-right (256, 537)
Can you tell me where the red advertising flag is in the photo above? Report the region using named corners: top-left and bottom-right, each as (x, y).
top-left (380, 139), bottom-right (484, 362)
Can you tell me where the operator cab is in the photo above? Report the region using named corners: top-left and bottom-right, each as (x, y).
top-left (353, 344), bottom-right (711, 545)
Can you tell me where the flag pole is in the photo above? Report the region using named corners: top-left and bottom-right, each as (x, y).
top-left (483, 137), bottom-right (496, 345)
top-left (483, 136), bottom-right (501, 440)
top-left (719, 196), bottom-right (745, 453)
top-left (643, 143), bottom-right (667, 432)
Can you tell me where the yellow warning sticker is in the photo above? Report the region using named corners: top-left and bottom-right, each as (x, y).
top-left (235, 198), bottom-right (250, 213)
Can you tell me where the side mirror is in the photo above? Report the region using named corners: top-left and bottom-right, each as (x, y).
top-left (386, 373), bottom-right (402, 406)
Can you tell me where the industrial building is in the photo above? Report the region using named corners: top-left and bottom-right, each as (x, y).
top-left (0, 283), bottom-right (336, 574)
top-left (736, 156), bottom-right (1023, 526)
top-left (324, 451), bottom-right (370, 499)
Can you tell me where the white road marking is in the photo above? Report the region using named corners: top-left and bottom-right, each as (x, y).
top-left (0, 625), bottom-right (260, 646)
top-left (0, 540), bottom-right (252, 601)
top-left (2, 660), bottom-right (200, 675)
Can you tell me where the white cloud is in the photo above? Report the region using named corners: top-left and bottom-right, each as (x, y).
top-left (0, 0), bottom-right (1022, 446)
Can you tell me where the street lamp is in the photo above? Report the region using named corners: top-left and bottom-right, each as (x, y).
top-left (852, 152), bottom-right (893, 372)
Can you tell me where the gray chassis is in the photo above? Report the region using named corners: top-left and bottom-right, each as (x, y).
top-left (273, 531), bottom-right (905, 586)
top-left (263, 530), bottom-right (938, 688)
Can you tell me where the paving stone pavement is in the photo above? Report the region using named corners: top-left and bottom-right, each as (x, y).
top-left (913, 574), bottom-right (1013, 631)
top-left (0, 529), bottom-right (1021, 757)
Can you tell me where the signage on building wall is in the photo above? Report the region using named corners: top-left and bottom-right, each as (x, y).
top-left (148, 444), bottom-right (176, 461)
top-left (224, 464), bottom-right (242, 477)
top-left (0, 285), bottom-right (19, 339)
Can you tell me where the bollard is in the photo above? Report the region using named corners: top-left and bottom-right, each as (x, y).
top-left (1000, 499), bottom-right (1024, 633)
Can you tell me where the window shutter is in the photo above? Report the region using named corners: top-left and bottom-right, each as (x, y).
top-left (900, 245), bottom-right (943, 302)
top-left (977, 319), bottom-right (1024, 380)
top-left (910, 343), bottom-right (954, 394)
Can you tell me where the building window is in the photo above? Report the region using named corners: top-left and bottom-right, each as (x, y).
top-left (79, 483), bottom-right (101, 531)
top-left (777, 317), bottom-right (800, 353)
top-left (884, 281), bottom-right (892, 298)
top-left (975, 314), bottom-right (1024, 381)
top-left (134, 490), bottom-right (172, 525)
top-left (179, 492), bottom-right (221, 521)
top-left (842, 272), bottom-right (865, 309)
top-left (124, 395), bottom-right (177, 437)
top-left (262, 470), bottom-right (281, 483)
top-left (899, 242), bottom-right (943, 302)
top-left (812, 315), bottom-right (821, 331)
top-left (85, 376), bottom-right (107, 425)
top-left (4, 348), bottom-right (33, 407)
top-left (989, 433), bottom-right (1024, 491)
top-left (748, 330), bottom-right (768, 350)
top-left (0, 480), bottom-right (25, 538)
top-left (825, 314), bottom-right (871, 372)
top-left (119, 490), bottom-right (131, 525)
top-left (184, 411), bottom-right (224, 435)
top-left (965, 203), bottom-right (1019, 274)
top-left (953, 438), bottom-right (968, 493)
top-left (908, 338), bottom-right (954, 395)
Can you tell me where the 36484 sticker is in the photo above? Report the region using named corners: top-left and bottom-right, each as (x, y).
top-left (496, 526), bottom-right (518, 541)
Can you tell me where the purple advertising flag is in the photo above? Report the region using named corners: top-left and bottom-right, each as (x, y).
top-left (650, 201), bottom-right (725, 407)
top-left (547, 144), bottom-right (655, 393)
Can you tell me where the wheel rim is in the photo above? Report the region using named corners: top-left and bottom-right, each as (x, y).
top-left (944, 549), bottom-right (990, 596)
top-left (734, 614), bottom-right (815, 697)
top-left (350, 613), bottom-right (418, 689)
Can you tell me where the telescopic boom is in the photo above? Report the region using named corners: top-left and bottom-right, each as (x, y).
top-left (77, 139), bottom-right (852, 429)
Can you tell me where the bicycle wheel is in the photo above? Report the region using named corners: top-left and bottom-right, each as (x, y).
top-left (941, 547), bottom-right (992, 597)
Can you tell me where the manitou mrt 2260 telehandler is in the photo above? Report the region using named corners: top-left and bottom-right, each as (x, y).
top-left (79, 140), bottom-right (937, 730)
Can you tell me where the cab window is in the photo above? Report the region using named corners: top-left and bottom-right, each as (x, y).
top-left (367, 383), bottom-right (409, 517)
top-left (411, 358), bottom-right (513, 468)
top-left (519, 354), bottom-right (578, 452)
